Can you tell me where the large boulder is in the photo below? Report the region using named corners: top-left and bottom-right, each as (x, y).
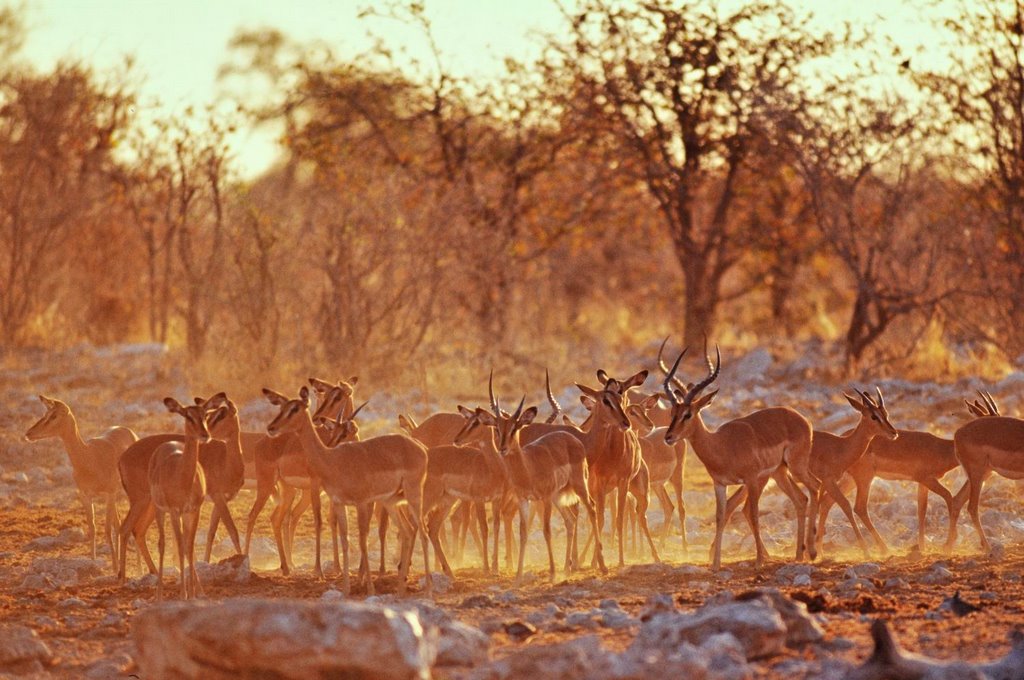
top-left (132, 599), bottom-right (438, 680)
top-left (0, 624), bottom-right (54, 675)
top-left (632, 597), bottom-right (787, 660)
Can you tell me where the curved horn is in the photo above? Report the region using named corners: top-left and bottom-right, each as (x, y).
top-left (513, 395), bottom-right (526, 420)
top-left (658, 336), bottom-right (689, 391)
top-left (981, 390), bottom-right (999, 415)
top-left (488, 370), bottom-right (500, 416)
top-left (684, 344), bottom-right (721, 405)
top-left (545, 369), bottom-right (562, 422)
top-left (874, 386), bottom-right (885, 409)
top-left (663, 349), bottom-right (688, 402)
top-left (348, 400), bottom-right (369, 421)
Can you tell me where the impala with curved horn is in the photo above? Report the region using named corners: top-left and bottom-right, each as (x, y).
top-left (663, 343), bottom-right (817, 569)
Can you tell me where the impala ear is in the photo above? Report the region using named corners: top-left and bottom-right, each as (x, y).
top-left (640, 393), bottom-right (661, 410)
top-left (579, 394), bottom-right (596, 410)
top-left (576, 383), bottom-right (600, 398)
top-left (308, 377), bottom-right (333, 393)
top-left (163, 397), bottom-right (185, 414)
top-left (38, 395), bottom-right (54, 407)
top-left (398, 414), bottom-right (416, 432)
top-left (476, 410), bottom-right (497, 427)
top-left (844, 393), bottom-right (866, 413)
top-left (262, 388), bottom-right (288, 406)
top-left (623, 370), bottom-right (649, 390)
top-left (693, 390), bottom-right (718, 411)
top-left (457, 405), bottom-right (475, 418)
top-left (348, 376), bottom-right (358, 385)
top-left (596, 369), bottom-right (611, 385)
top-left (299, 386), bottom-right (311, 406)
top-left (518, 406), bottom-right (538, 426)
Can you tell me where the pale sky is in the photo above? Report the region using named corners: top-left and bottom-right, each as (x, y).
top-left (16, 0), bottom-right (955, 178)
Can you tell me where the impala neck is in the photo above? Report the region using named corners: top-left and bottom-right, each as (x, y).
top-left (56, 415), bottom-right (88, 457)
top-left (579, 403), bottom-right (620, 455)
top-left (292, 410), bottom-right (332, 475)
top-left (176, 434), bottom-right (202, 491)
top-left (839, 416), bottom-right (878, 468)
top-left (684, 411), bottom-right (715, 456)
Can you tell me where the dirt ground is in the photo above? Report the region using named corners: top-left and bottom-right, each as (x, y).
top-left (2, 344), bottom-right (1024, 678)
top-left (2, 495), bottom-right (1023, 678)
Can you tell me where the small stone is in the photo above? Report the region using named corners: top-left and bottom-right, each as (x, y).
top-left (793, 573), bottom-right (812, 587)
top-left (0, 624), bottom-right (53, 674)
top-left (845, 563), bottom-right (881, 579)
top-left (598, 598), bottom-right (620, 610)
top-left (920, 566), bottom-right (954, 585)
top-left (460, 594), bottom-right (494, 608)
top-left (565, 611), bottom-right (597, 629)
top-left (321, 588), bottom-right (344, 604)
top-left (57, 597), bottom-right (88, 609)
top-left (504, 620), bottom-right (538, 641)
top-left (884, 577), bottom-right (908, 590)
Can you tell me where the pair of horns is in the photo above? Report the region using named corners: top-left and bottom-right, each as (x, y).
top-left (488, 370), bottom-right (525, 420)
top-left (663, 337), bottom-right (721, 406)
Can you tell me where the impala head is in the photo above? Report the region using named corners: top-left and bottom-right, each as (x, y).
top-left (309, 376), bottom-right (358, 421)
top-left (314, 400), bottom-right (368, 447)
top-left (206, 394), bottom-right (240, 441)
top-left (576, 381), bottom-right (633, 432)
top-left (264, 386), bottom-right (311, 438)
top-left (473, 397), bottom-right (538, 456)
top-left (965, 390), bottom-right (999, 418)
top-left (844, 387), bottom-right (898, 440)
top-left (663, 343), bottom-right (722, 446)
top-left (24, 395), bottom-right (72, 441)
top-left (452, 404), bottom-right (486, 445)
top-left (594, 368), bottom-right (649, 396)
top-left (163, 395), bottom-right (213, 444)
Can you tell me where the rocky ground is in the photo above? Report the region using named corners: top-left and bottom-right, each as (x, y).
top-left (2, 343), bottom-right (1024, 678)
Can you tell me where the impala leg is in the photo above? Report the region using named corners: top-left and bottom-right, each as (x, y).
top-left (654, 484), bottom-right (675, 541)
top-left (770, 466), bottom-right (808, 559)
top-left (404, 488), bottom-right (432, 598)
top-left (120, 501), bottom-right (156, 580)
top-left (672, 447), bottom-right (688, 555)
top-left (329, 502), bottom-right (341, 575)
top-left (335, 504), bottom-right (351, 595)
top-left (822, 479), bottom-right (869, 556)
top-left (204, 498), bottom-right (221, 563)
top-left (556, 503), bottom-right (576, 575)
top-left (356, 504), bottom-right (373, 593)
top-left (243, 476), bottom-right (275, 557)
top-left (270, 486), bottom-right (293, 574)
top-left (218, 496), bottom-right (242, 556)
top-left (186, 509), bottom-right (203, 599)
top-left (155, 509), bottom-right (166, 601)
top-left (104, 494), bottom-right (119, 574)
top-left (965, 468), bottom-right (992, 552)
top-left (916, 484), bottom-right (930, 551)
top-left (743, 480), bottom-right (768, 568)
top-left (851, 477), bottom-right (888, 554)
top-left (633, 487), bottom-right (661, 563)
top-left (287, 489), bottom-right (311, 562)
top-left (615, 483), bottom-right (629, 567)
top-left (427, 503), bottom-right (456, 580)
top-left (568, 504), bottom-right (580, 571)
top-left (309, 480), bottom-right (324, 579)
top-left (491, 500), bottom-right (501, 575)
top-left (473, 502), bottom-right (489, 573)
top-left (947, 480), bottom-right (971, 550)
top-left (514, 499), bottom-right (530, 583)
top-left (169, 510), bottom-right (187, 600)
top-left (81, 492), bottom-right (97, 560)
top-left (711, 483), bottom-right (727, 571)
top-left (375, 503), bottom-right (388, 575)
top-left (541, 501), bottom-right (556, 582)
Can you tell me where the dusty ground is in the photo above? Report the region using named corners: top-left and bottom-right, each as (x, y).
top-left (2, 343), bottom-right (1024, 678)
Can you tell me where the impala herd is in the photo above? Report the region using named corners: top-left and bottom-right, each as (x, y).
top-left (21, 341), bottom-right (1024, 600)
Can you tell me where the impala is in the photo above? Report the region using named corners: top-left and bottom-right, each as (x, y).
top-left (149, 396), bottom-right (215, 600)
top-left (25, 396), bottom-right (137, 572)
top-left (817, 390), bottom-right (998, 553)
top-left (457, 390), bottom-right (607, 582)
top-left (243, 377), bottom-right (355, 576)
top-left (663, 345), bottom-right (815, 569)
top-left (806, 388), bottom-right (898, 556)
top-left (951, 398), bottom-right (1024, 552)
top-left (264, 386), bottom-right (432, 596)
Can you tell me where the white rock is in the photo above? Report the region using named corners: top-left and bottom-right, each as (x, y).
top-left (633, 597), bottom-right (786, 660)
top-left (132, 599), bottom-right (437, 680)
